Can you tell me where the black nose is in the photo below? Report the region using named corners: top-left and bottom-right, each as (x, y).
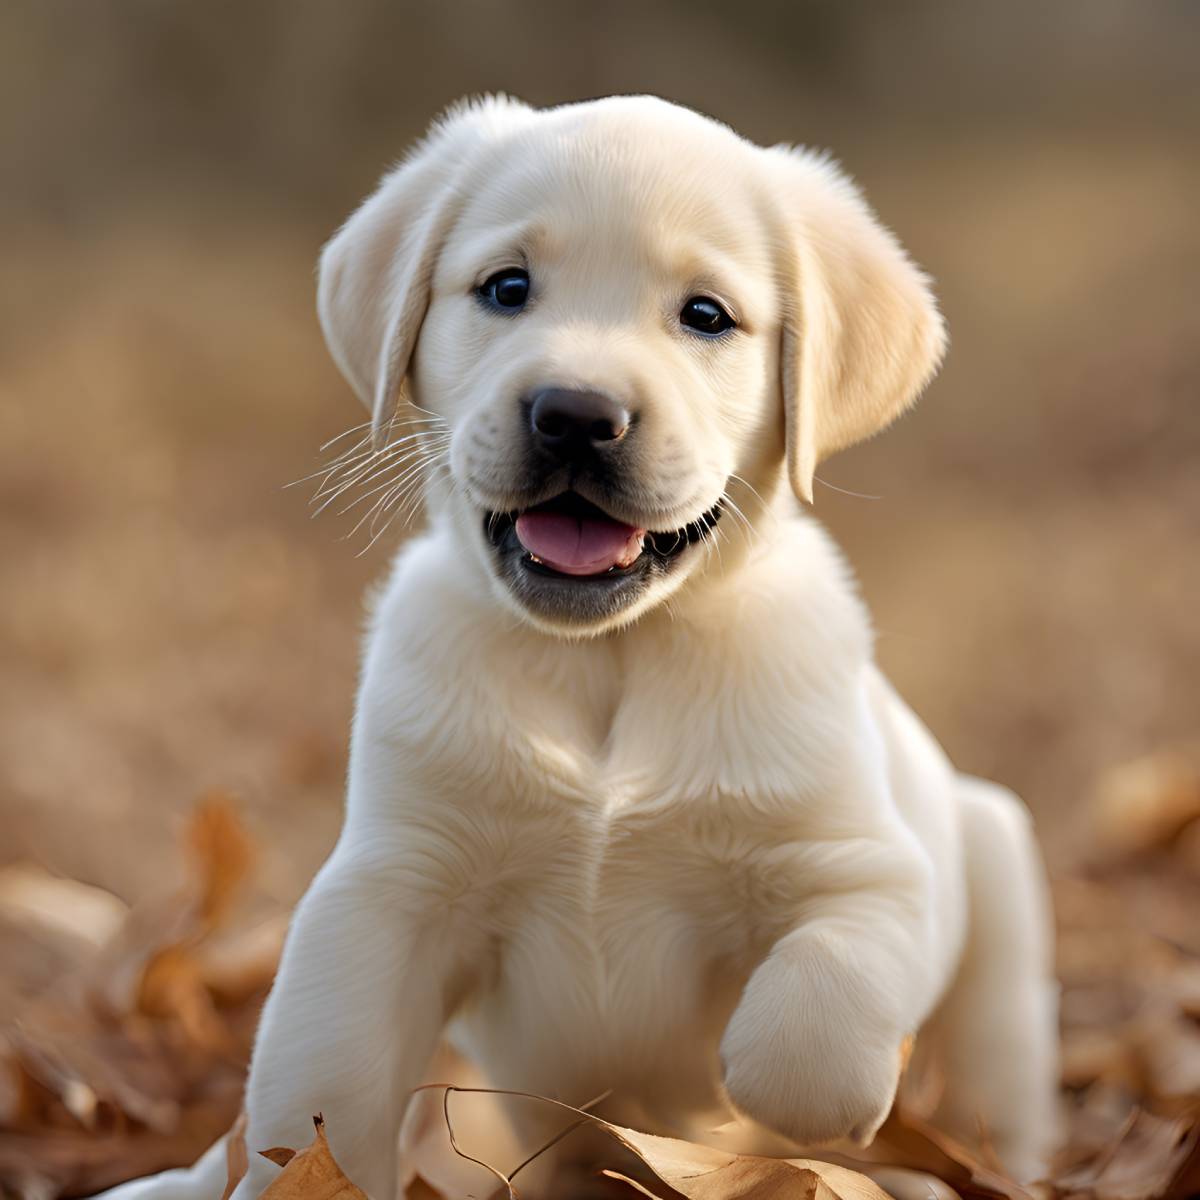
top-left (527, 388), bottom-right (631, 455)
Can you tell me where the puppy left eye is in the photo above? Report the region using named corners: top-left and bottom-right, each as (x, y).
top-left (680, 296), bottom-right (735, 336)
top-left (477, 268), bottom-right (530, 312)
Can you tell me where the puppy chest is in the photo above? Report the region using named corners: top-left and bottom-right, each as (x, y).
top-left (472, 806), bottom-right (801, 1012)
top-left (448, 817), bottom-right (825, 1117)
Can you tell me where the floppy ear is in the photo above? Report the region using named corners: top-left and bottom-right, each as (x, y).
top-left (767, 148), bottom-right (947, 503)
top-left (317, 96), bottom-right (534, 447)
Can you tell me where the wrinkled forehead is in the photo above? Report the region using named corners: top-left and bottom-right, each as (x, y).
top-left (443, 109), bottom-right (777, 308)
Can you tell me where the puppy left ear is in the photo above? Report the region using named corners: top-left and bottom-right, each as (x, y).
top-left (767, 148), bottom-right (947, 503)
top-left (317, 95), bottom-right (534, 447)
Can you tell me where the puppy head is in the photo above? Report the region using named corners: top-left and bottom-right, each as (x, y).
top-left (318, 95), bottom-right (945, 635)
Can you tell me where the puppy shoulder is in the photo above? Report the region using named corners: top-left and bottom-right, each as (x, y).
top-left (752, 511), bottom-right (875, 672)
top-left (358, 526), bottom-right (486, 675)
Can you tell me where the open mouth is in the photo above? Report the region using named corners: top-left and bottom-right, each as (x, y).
top-left (485, 492), bottom-right (722, 582)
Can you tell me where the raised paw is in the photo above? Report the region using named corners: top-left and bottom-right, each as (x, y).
top-left (719, 932), bottom-right (906, 1147)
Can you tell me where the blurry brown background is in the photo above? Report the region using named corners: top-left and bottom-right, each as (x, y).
top-left (2, 0), bottom-right (1198, 910)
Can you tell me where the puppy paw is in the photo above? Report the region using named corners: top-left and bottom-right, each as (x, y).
top-left (719, 932), bottom-right (905, 1147)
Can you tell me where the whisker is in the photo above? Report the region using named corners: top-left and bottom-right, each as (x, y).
top-left (310, 451), bottom-right (427, 514)
top-left (386, 453), bottom-right (451, 525)
top-left (357, 459), bottom-right (452, 556)
top-left (338, 444), bottom-right (451, 513)
top-left (354, 450), bottom-right (448, 525)
top-left (317, 420), bottom-right (374, 453)
top-left (320, 433), bottom-right (451, 493)
top-left (335, 452), bottom-right (444, 516)
top-left (309, 435), bottom-right (451, 510)
top-left (344, 485), bottom-right (399, 540)
top-left (720, 494), bottom-right (756, 545)
top-left (392, 460), bottom-right (451, 533)
top-left (696, 514), bottom-right (725, 574)
top-left (727, 472), bottom-right (771, 511)
top-left (404, 401), bottom-right (448, 422)
top-left (285, 440), bottom-right (373, 489)
top-left (289, 429), bottom-right (448, 492)
top-left (813, 475), bottom-right (882, 501)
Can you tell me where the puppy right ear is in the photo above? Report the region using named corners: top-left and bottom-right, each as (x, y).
top-left (317, 96), bottom-right (534, 447)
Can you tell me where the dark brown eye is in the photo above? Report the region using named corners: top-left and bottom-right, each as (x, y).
top-left (680, 296), bottom-right (735, 336)
top-left (478, 269), bottom-right (530, 311)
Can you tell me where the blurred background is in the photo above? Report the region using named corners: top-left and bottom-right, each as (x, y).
top-left (2, 0), bottom-right (1198, 914)
top-left (3, 4), bottom-right (1200, 1193)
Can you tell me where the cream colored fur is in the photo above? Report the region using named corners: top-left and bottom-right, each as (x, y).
top-left (95, 96), bottom-right (1058, 1199)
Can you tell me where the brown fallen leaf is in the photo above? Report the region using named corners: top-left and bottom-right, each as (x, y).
top-left (844, 1109), bottom-right (1031, 1200)
top-left (0, 795), bottom-right (278, 1198)
top-left (0, 1097), bottom-right (235, 1198)
top-left (257, 1114), bottom-right (368, 1200)
top-left (222, 1109), bottom-right (249, 1200)
top-left (196, 914), bottom-right (289, 1006)
top-left (139, 945), bottom-right (235, 1055)
top-left (1061, 1027), bottom-right (1141, 1093)
top-left (602, 1139), bottom-right (890, 1200)
top-left (404, 1177), bottom-right (447, 1200)
top-left (0, 865), bottom-right (129, 953)
top-left (1173, 817), bottom-right (1200, 874)
top-left (1091, 750), bottom-right (1200, 859)
top-left (1053, 1106), bottom-right (1200, 1200)
top-left (188, 791), bottom-right (257, 933)
top-left (94, 791), bottom-right (259, 1022)
top-left (418, 1086), bottom-right (891, 1200)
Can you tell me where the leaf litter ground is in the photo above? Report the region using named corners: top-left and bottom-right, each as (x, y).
top-left (3, 751), bottom-right (1200, 1200)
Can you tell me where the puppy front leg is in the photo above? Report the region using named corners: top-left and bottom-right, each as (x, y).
top-left (720, 878), bottom-right (932, 1149)
top-left (230, 852), bottom-right (450, 1200)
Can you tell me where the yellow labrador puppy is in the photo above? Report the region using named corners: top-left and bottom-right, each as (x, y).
top-left (100, 95), bottom-right (1059, 1198)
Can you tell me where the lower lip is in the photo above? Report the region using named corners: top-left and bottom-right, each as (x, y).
top-left (519, 552), bottom-right (645, 582)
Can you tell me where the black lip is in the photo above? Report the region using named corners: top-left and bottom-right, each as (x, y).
top-left (483, 492), bottom-right (722, 582)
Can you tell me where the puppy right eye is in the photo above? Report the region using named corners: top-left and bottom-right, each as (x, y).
top-left (477, 269), bottom-right (530, 312)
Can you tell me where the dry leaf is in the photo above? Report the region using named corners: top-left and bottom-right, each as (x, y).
top-left (188, 791), bottom-right (257, 932)
top-left (258, 1114), bottom-right (368, 1200)
top-left (0, 1098), bottom-right (234, 1198)
top-left (0, 796), bottom-right (277, 1198)
top-left (603, 1147), bottom-right (889, 1200)
top-left (1091, 750), bottom-right (1200, 858)
top-left (404, 1177), bottom-right (447, 1200)
top-left (834, 1109), bottom-right (1032, 1200)
top-left (139, 945), bottom-right (235, 1054)
top-left (222, 1109), bottom-right (249, 1200)
top-left (90, 793), bottom-right (260, 1021)
top-left (9, 752), bottom-right (1200, 1200)
top-left (0, 865), bottom-right (128, 951)
top-left (1054, 1106), bottom-right (1200, 1200)
top-left (196, 914), bottom-right (289, 1005)
top-left (421, 1087), bottom-right (891, 1200)
top-left (1173, 818), bottom-right (1200, 874)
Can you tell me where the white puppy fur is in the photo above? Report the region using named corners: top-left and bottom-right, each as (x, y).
top-left (96, 96), bottom-right (1059, 1198)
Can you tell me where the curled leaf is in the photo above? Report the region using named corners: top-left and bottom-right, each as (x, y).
top-left (600, 1126), bottom-right (890, 1200)
top-left (258, 1114), bottom-right (368, 1200)
top-left (221, 1110), bottom-right (248, 1200)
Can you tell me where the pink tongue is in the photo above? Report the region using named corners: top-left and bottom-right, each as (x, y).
top-left (515, 510), bottom-right (646, 576)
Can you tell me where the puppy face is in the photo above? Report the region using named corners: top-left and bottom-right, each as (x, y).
top-left (416, 114), bottom-right (780, 630)
top-left (318, 97), bottom-right (946, 635)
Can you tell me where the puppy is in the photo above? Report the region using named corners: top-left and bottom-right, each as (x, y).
top-left (99, 95), bottom-right (1059, 1198)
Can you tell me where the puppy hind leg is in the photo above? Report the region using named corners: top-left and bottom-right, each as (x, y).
top-left (922, 777), bottom-right (1060, 1183)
